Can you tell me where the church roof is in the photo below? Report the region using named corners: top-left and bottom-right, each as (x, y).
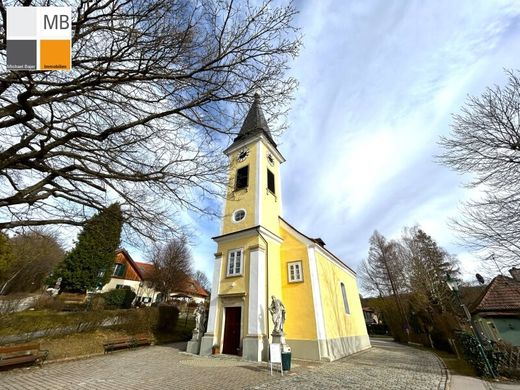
top-left (279, 217), bottom-right (356, 276)
top-left (233, 93), bottom-right (277, 148)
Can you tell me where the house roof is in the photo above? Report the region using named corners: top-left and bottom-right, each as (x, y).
top-left (471, 275), bottom-right (520, 314)
top-left (172, 277), bottom-right (209, 298)
top-left (232, 93), bottom-right (277, 148)
top-left (134, 261), bottom-right (155, 280)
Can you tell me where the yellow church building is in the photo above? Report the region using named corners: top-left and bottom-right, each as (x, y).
top-left (199, 94), bottom-right (370, 362)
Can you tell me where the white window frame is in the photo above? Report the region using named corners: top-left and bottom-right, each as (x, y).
top-left (113, 263), bottom-right (124, 277)
top-left (287, 261), bottom-right (303, 283)
top-left (231, 209), bottom-right (247, 223)
top-left (340, 282), bottom-right (350, 315)
top-left (227, 248), bottom-right (243, 277)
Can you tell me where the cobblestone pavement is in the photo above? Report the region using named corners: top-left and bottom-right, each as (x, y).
top-left (0, 339), bottom-right (447, 390)
top-left (249, 339), bottom-right (448, 390)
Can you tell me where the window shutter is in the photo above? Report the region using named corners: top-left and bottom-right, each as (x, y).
top-left (228, 252), bottom-right (235, 275)
top-left (235, 251), bottom-right (241, 274)
top-left (295, 264), bottom-right (301, 280)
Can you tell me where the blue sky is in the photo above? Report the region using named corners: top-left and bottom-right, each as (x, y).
top-left (129, 1), bottom-right (520, 286)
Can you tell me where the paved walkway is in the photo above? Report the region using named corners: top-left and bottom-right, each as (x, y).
top-left (248, 339), bottom-right (448, 390)
top-left (0, 339), bottom-right (447, 389)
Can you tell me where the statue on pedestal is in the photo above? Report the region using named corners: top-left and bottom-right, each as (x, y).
top-left (269, 295), bottom-right (286, 336)
top-left (193, 302), bottom-right (206, 335)
top-left (187, 302), bottom-right (206, 354)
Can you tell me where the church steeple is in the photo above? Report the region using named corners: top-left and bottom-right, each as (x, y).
top-left (221, 94), bottom-right (285, 236)
top-left (232, 93), bottom-right (277, 148)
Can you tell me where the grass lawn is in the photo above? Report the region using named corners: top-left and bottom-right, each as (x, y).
top-left (0, 309), bottom-right (195, 361)
top-left (411, 344), bottom-right (477, 377)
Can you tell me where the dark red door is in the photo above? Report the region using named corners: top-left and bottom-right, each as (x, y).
top-left (222, 306), bottom-right (241, 355)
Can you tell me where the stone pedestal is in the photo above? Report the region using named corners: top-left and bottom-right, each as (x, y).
top-left (272, 332), bottom-right (290, 352)
top-left (199, 333), bottom-right (215, 356)
top-left (186, 329), bottom-right (202, 354)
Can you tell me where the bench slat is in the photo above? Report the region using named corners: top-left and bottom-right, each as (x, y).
top-left (0, 355), bottom-right (38, 366)
top-left (103, 336), bottom-right (152, 353)
top-left (0, 344), bottom-right (40, 354)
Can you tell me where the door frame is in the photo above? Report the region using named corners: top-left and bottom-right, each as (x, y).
top-left (219, 297), bottom-right (245, 354)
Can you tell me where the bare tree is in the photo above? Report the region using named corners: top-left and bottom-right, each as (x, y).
top-left (359, 231), bottom-right (407, 297)
top-left (150, 237), bottom-right (192, 298)
top-left (359, 231), bottom-right (409, 333)
top-left (0, 0), bottom-right (301, 244)
top-left (0, 229), bottom-right (65, 294)
top-left (439, 70), bottom-right (520, 271)
top-left (193, 270), bottom-right (210, 292)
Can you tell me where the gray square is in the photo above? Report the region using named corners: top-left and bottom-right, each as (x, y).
top-left (7, 7), bottom-right (37, 37)
top-left (7, 40), bottom-right (37, 70)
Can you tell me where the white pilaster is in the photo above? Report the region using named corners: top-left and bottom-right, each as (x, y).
top-left (200, 254), bottom-right (222, 355)
top-left (243, 246), bottom-right (267, 361)
top-left (255, 141), bottom-right (263, 226)
top-left (308, 245), bottom-right (329, 360)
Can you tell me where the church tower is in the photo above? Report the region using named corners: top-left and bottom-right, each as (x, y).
top-left (200, 94), bottom-right (285, 361)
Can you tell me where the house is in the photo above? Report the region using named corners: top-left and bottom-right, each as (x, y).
top-left (100, 249), bottom-right (160, 305)
top-left (101, 249), bottom-right (209, 306)
top-left (363, 307), bottom-right (379, 325)
top-left (170, 278), bottom-right (209, 304)
top-left (471, 268), bottom-right (520, 346)
top-left (199, 94), bottom-right (370, 362)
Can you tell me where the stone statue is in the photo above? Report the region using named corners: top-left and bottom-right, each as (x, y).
top-left (269, 295), bottom-right (286, 335)
top-left (194, 303), bottom-right (206, 333)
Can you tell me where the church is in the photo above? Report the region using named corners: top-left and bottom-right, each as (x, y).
top-left (199, 95), bottom-right (370, 362)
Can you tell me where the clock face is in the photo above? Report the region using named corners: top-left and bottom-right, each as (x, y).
top-left (237, 148), bottom-right (249, 162)
top-left (267, 153), bottom-right (275, 166)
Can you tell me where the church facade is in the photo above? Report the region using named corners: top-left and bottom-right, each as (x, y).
top-left (199, 95), bottom-right (370, 361)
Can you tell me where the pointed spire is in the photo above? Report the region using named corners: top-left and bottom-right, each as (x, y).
top-left (233, 92), bottom-right (277, 147)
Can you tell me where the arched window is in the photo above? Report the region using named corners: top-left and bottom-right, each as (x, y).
top-left (340, 282), bottom-right (350, 314)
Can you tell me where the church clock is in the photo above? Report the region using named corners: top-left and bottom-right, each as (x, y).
top-left (237, 147), bottom-right (249, 162)
top-left (267, 153), bottom-right (275, 166)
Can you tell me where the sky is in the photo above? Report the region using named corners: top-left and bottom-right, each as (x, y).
top-left (127, 1), bottom-right (520, 287)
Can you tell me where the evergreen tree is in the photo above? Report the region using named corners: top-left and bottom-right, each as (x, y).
top-left (403, 227), bottom-right (458, 313)
top-left (54, 204), bottom-right (123, 293)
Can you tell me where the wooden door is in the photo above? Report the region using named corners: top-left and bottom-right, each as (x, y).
top-left (222, 306), bottom-right (241, 355)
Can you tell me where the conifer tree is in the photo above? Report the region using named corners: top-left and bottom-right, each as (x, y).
top-left (54, 204), bottom-right (123, 293)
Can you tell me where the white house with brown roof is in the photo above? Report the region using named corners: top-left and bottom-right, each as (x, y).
top-left (100, 249), bottom-right (160, 305)
top-left (100, 249), bottom-right (209, 306)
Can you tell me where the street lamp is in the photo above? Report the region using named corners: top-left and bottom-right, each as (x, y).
top-left (446, 273), bottom-right (496, 378)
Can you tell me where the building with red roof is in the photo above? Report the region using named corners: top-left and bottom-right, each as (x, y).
top-left (471, 268), bottom-right (520, 346)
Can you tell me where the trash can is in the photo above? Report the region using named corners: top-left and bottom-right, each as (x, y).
top-left (281, 351), bottom-right (291, 371)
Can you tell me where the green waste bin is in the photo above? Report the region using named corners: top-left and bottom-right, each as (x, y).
top-left (281, 352), bottom-right (291, 371)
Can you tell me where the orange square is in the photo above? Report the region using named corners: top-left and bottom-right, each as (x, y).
top-left (40, 40), bottom-right (70, 70)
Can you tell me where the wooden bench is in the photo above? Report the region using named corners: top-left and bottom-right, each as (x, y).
top-left (0, 343), bottom-right (48, 369)
top-left (103, 334), bottom-right (152, 353)
top-left (59, 293), bottom-right (86, 311)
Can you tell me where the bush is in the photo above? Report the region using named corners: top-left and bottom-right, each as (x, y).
top-left (157, 304), bottom-right (180, 333)
top-left (102, 289), bottom-right (136, 309)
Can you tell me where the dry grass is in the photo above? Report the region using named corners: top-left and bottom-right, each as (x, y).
top-left (410, 344), bottom-right (477, 377)
top-left (41, 329), bottom-right (131, 360)
top-left (1, 319), bottom-right (194, 362)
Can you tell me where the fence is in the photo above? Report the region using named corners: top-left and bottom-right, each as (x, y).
top-left (492, 342), bottom-right (520, 378)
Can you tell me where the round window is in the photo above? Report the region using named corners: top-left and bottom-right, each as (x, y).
top-left (233, 209), bottom-right (246, 222)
